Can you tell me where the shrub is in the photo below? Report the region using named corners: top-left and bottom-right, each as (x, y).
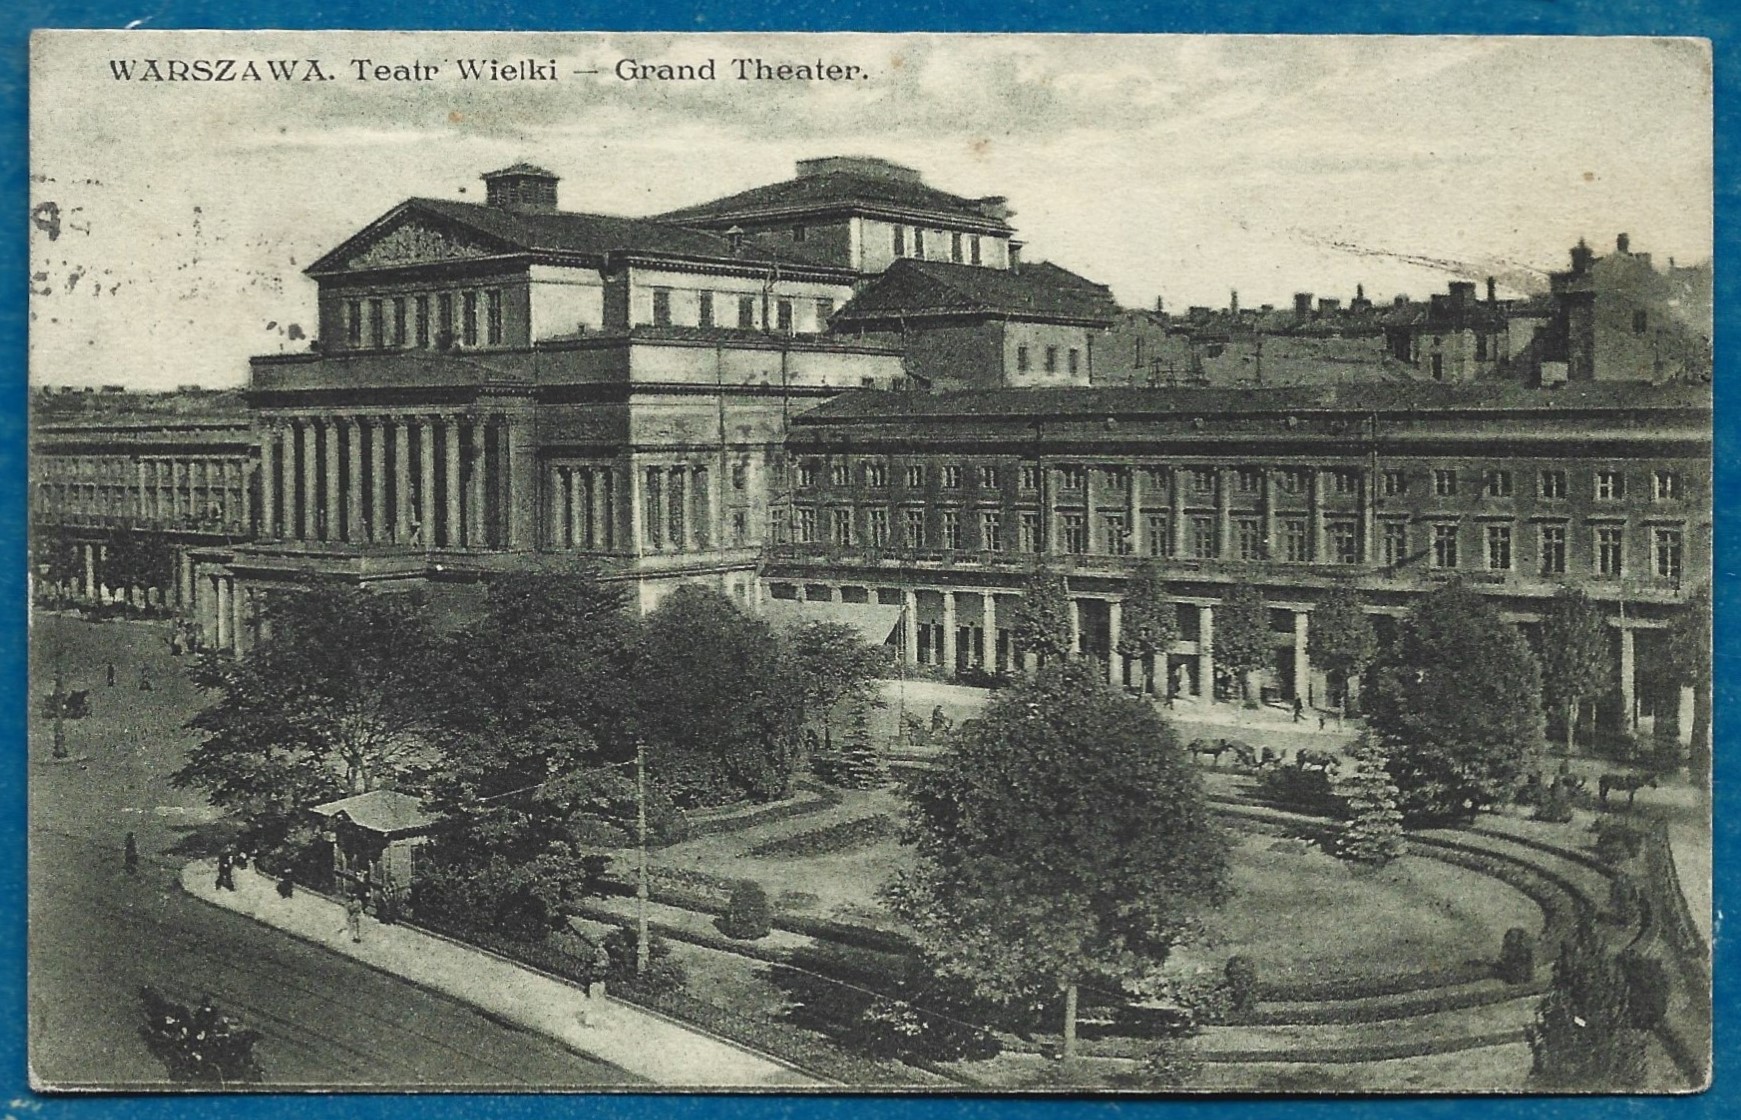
top-left (1170, 972), bottom-right (1234, 1027)
top-left (1499, 927), bottom-right (1536, 985)
top-left (1528, 914), bottom-right (1648, 1090)
top-left (1530, 788), bottom-right (1576, 823)
top-left (1223, 956), bottom-right (1259, 1012)
top-left (1118, 1038), bottom-right (1204, 1089)
top-left (600, 925), bottom-right (688, 996)
top-left (746, 815), bottom-right (894, 859)
top-left (1617, 951), bottom-right (1670, 1030)
top-left (1606, 872), bottom-right (1643, 927)
top-left (1334, 737), bottom-right (1406, 866)
top-left (720, 879), bottom-right (773, 940)
top-left (1593, 818), bottom-right (1645, 865)
top-left (1251, 764), bottom-right (1342, 817)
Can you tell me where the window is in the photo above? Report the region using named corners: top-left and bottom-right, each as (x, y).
top-left (461, 291), bottom-right (479, 346)
top-left (1019, 511), bottom-right (1041, 553)
top-left (1234, 516), bottom-right (1263, 561)
top-left (1059, 465), bottom-right (1086, 490)
top-left (1331, 470), bottom-right (1359, 496)
top-left (1484, 469), bottom-right (1513, 498)
top-left (1068, 348), bottom-right (1081, 376)
top-left (486, 289), bottom-right (503, 344)
top-left (1147, 514), bottom-right (1169, 557)
top-left (816, 297), bottom-right (834, 326)
top-left (1331, 520), bottom-right (1360, 564)
top-left (1654, 470), bottom-right (1682, 501)
top-left (892, 226), bottom-right (905, 257)
top-left (1383, 469), bottom-right (1408, 496)
top-left (437, 292), bottom-right (454, 343)
top-left (864, 461), bottom-right (888, 487)
top-left (776, 299), bottom-right (794, 335)
top-left (796, 507), bottom-right (817, 544)
top-left (903, 508), bottom-right (926, 548)
top-left (831, 508), bottom-right (854, 547)
top-left (1016, 345), bottom-right (1030, 372)
top-left (914, 229), bottom-right (926, 258)
top-left (978, 464), bottom-right (999, 488)
top-left (738, 295), bottom-right (757, 330)
top-left (415, 295), bottom-right (430, 347)
top-left (1434, 469), bottom-right (1459, 496)
top-left (698, 291), bottom-right (714, 328)
top-left (792, 224), bottom-right (807, 243)
top-left (1282, 517), bottom-right (1310, 563)
top-left (797, 461), bottom-right (819, 488)
top-left (1104, 513), bottom-right (1129, 555)
top-left (1431, 353), bottom-right (1444, 380)
top-left (981, 510), bottom-right (1004, 552)
top-left (905, 464), bottom-right (925, 488)
top-left (648, 287), bottom-right (672, 326)
top-left (731, 463), bottom-right (747, 491)
top-left (1063, 514), bottom-right (1088, 555)
top-left (1105, 467), bottom-right (1127, 492)
top-left (1432, 524), bottom-right (1460, 568)
top-left (1020, 463), bottom-right (1040, 491)
top-left (668, 476), bottom-right (686, 547)
top-left (1540, 470), bottom-right (1567, 499)
top-left (1633, 310), bottom-right (1649, 334)
top-left (1595, 526), bottom-right (1625, 576)
top-left (731, 510), bottom-right (748, 545)
top-left (1382, 521), bottom-right (1409, 566)
top-left (1235, 468), bottom-right (1262, 494)
top-left (367, 299), bottom-right (384, 347)
top-left (970, 236), bottom-right (982, 265)
top-left (1486, 524), bottom-right (1513, 571)
top-left (345, 299), bottom-right (362, 346)
top-left (1191, 468), bottom-right (1216, 495)
top-left (867, 508), bottom-right (890, 547)
top-left (1654, 527), bottom-right (1683, 580)
top-left (1540, 524), bottom-right (1567, 575)
top-left (1191, 515), bottom-right (1217, 559)
top-left (942, 465), bottom-right (963, 489)
top-left (1596, 470), bottom-right (1625, 501)
top-left (951, 232), bottom-right (963, 262)
top-left (1044, 346), bottom-right (1059, 373)
top-left (1277, 468), bottom-right (1305, 495)
top-left (392, 297), bottom-right (407, 347)
top-left (830, 462), bottom-right (850, 486)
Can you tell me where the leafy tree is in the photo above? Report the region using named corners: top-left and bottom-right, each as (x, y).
top-left (1116, 560), bottom-right (1178, 694)
top-left (1009, 566), bottom-right (1073, 666)
top-left (30, 524), bottom-right (81, 601)
top-left (1527, 913), bottom-right (1648, 1090)
top-left (174, 585), bottom-right (441, 851)
top-left (104, 529), bottom-right (174, 600)
top-left (1334, 736), bottom-right (1406, 866)
top-left (1662, 582), bottom-right (1712, 785)
top-left (781, 620), bottom-right (889, 762)
top-left (1212, 583), bottom-right (1270, 705)
top-left (1307, 584), bottom-right (1378, 716)
top-left (1538, 586), bottom-right (1612, 755)
top-left (1365, 580), bottom-right (1545, 824)
top-left (637, 585), bottom-right (801, 806)
top-left (885, 658), bottom-right (1231, 1059)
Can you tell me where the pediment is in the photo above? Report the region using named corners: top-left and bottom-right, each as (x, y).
top-left (326, 212), bottom-right (514, 273)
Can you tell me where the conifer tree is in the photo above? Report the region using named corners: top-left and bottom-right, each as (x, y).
top-left (1334, 735), bottom-right (1406, 866)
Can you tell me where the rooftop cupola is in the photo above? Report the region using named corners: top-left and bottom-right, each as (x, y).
top-left (795, 155), bottom-right (923, 183)
top-left (482, 163), bottom-right (560, 213)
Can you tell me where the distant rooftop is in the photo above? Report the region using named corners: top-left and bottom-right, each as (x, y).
top-left (833, 258), bottom-right (1118, 327)
top-left (655, 158), bottom-right (1014, 230)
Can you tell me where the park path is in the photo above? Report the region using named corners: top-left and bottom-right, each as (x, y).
top-left (180, 860), bottom-right (825, 1089)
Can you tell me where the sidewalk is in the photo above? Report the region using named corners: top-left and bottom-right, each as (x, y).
top-left (180, 860), bottom-right (823, 1088)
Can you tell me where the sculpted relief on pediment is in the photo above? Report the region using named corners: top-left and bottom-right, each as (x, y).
top-left (342, 219), bottom-right (505, 270)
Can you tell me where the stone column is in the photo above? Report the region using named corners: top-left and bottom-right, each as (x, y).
top-left (1217, 468), bottom-right (1233, 559)
top-left (983, 592), bottom-right (999, 672)
top-left (232, 583), bottom-right (249, 659)
top-left (595, 468), bottom-right (613, 550)
top-left (1068, 597), bottom-right (1082, 656)
top-left (345, 418), bottom-right (364, 542)
top-left (567, 468), bottom-right (584, 549)
top-left (393, 417), bottom-right (413, 542)
top-left (443, 416), bottom-right (462, 547)
top-left (369, 417), bottom-right (388, 543)
top-left (258, 432), bottom-right (277, 537)
top-left (1310, 469), bottom-right (1326, 562)
top-left (547, 466), bottom-right (566, 549)
top-left (323, 419), bottom-right (342, 541)
top-left (1198, 604), bottom-right (1215, 701)
top-left (942, 590), bottom-right (958, 675)
top-left (1128, 467), bottom-right (1145, 555)
top-left (1046, 465), bottom-right (1062, 555)
top-left (237, 459), bottom-right (252, 535)
top-left (705, 464), bottom-right (721, 551)
top-left (1171, 466), bottom-right (1188, 557)
top-left (903, 588), bottom-right (920, 667)
top-left (1293, 610), bottom-right (1310, 704)
top-left (1108, 599), bottom-right (1124, 686)
top-left (1083, 467), bottom-right (1098, 554)
top-left (215, 575), bottom-right (232, 650)
top-left (467, 420), bottom-right (487, 548)
top-left (135, 459), bottom-right (147, 521)
top-left (278, 426), bottom-right (296, 540)
top-left (418, 419), bottom-right (436, 545)
top-left (1263, 470), bottom-right (1278, 561)
top-left (628, 458), bottom-right (646, 558)
top-left (82, 543), bottom-right (96, 600)
top-left (1619, 625), bottom-right (1636, 732)
top-left (1678, 685), bottom-right (1696, 748)
top-left (299, 421), bottom-right (319, 540)
top-left (505, 415), bottom-right (534, 550)
top-left (1360, 468), bottom-right (1376, 565)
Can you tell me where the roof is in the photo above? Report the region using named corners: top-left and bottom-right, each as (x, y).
top-left (832, 259), bottom-right (1119, 327)
top-left (482, 162), bottom-right (556, 179)
top-left (656, 170), bottom-right (1012, 230)
top-left (758, 599), bottom-right (902, 646)
top-left (310, 789), bottom-right (435, 835)
top-left (308, 198), bottom-right (847, 277)
top-left (795, 381), bottom-right (1714, 425)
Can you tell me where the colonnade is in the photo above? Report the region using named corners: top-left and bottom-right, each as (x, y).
top-left (34, 455), bottom-right (252, 531)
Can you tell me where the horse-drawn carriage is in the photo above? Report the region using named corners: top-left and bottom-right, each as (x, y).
top-left (39, 688), bottom-right (90, 720)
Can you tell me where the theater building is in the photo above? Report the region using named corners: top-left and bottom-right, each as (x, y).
top-left (761, 380), bottom-right (1711, 740)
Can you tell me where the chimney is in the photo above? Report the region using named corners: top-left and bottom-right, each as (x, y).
top-left (1230, 289), bottom-right (1239, 316)
top-left (1356, 283), bottom-right (1366, 301)
top-left (1154, 295), bottom-right (1165, 315)
top-left (1570, 238), bottom-right (1594, 274)
top-left (1009, 242), bottom-right (1023, 268)
top-left (1617, 232), bottom-right (1631, 254)
top-left (1318, 297), bottom-right (1341, 314)
top-left (1486, 276), bottom-right (1497, 304)
top-left (1448, 281), bottom-right (1475, 310)
top-left (481, 163), bottom-right (560, 213)
top-left (1393, 294), bottom-right (1409, 307)
top-left (1294, 292), bottom-right (1313, 319)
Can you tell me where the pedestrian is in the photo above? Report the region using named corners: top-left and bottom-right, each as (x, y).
top-left (169, 633), bottom-right (181, 657)
top-left (123, 831), bottom-right (139, 875)
top-left (1292, 696), bottom-right (1304, 723)
top-left (276, 870), bottom-right (295, 899)
top-left (138, 666), bottom-right (152, 692)
top-left (1318, 713), bottom-right (1327, 731)
top-left (106, 662), bottom-right (116, 687)
top-left (214, 851), bottom-right (234, 891)
top-left (588, 941), bottom-right (612, 1002)
top-left (345, 893), bottom-right (364, 944)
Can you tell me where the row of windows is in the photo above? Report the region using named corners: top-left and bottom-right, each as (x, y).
top-left (344, 290), bottom-right (504, 350)
top-left (650, 288), bottom-right (834, 333)
top-left (1015, 345), bottom-right (1081, 375)
top-left (787, 504), bottom-right (1689, 581)
top-left (795, 460), bottom-right (1689, 503)
top-left (890, 225), bottom-right (984, 266)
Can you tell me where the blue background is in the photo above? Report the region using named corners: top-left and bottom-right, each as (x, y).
top-left (2, 1), bottom-right (1733, 1118)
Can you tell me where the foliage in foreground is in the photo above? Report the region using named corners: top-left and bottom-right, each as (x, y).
top-left (1527, 913), bottom-right (1649, 1090)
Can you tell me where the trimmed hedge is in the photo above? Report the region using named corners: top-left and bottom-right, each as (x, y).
top-left (683, 782), bottom-right (846, 839)
top-left (1227, 980), bottom-right (1548, 1028)
top-left (1195, 1027), bottom-right (1529, 1066)
top-left (747, 815), bottom-right (895, 859)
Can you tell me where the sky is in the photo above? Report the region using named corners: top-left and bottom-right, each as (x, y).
top-left (29, 31), bottom-right (1713, 391)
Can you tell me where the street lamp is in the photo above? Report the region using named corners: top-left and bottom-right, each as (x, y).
top-left (634, 739), bottom-right (649, 976)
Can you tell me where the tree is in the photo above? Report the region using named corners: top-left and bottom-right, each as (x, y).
top-left (1538, 586), bottom-right (1612, 756)
top-left (1009, 566), bottom-right (1073, 666)
top-left (814, 692), bottom-right (887, 789)
top-left (1116, 560), bottom-right (1178, 695)
top-left (1334, 736), bottom-right (1406, 866)
top-left (1662, 582), bottom-right (1712, 785)
top-left (885, 658), bottom-right (1231, 1059)
top-left (1307, 584), bottom-right (1378, 716)
top-left (1527, 913), bottom-right (1648, 1090)
top-left (1364, 581), bottom-right (1545, 824)
top-left (174, 585), bottom-right (441, 850)
top-left (103, 529), bottom-right (174, 603)
top-left (636, 585), bottom-right (801, 806)
top-left (1212, 583), bottom-right (1270, 705)
top-left (781, 620), bottom-right (889, 763)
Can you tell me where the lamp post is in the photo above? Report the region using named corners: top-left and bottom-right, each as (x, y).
top-left (634, 738), bottom-right (649, 976)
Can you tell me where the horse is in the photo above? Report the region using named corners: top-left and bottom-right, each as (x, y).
top-left (1598, 771), bottom-right (1658, 809)
top-left (1258, 746), bottom-right (1285, 769)
top-left (1296, 748), bottom-right (1340, 773)
top-left (1187, 738), bottom-right (1229, 767)
top-left (1224, 740), bottom-right (1261, 771)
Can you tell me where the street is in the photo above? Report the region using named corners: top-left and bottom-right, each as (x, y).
top-left (29, 615), bottom-right (639, 1090)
